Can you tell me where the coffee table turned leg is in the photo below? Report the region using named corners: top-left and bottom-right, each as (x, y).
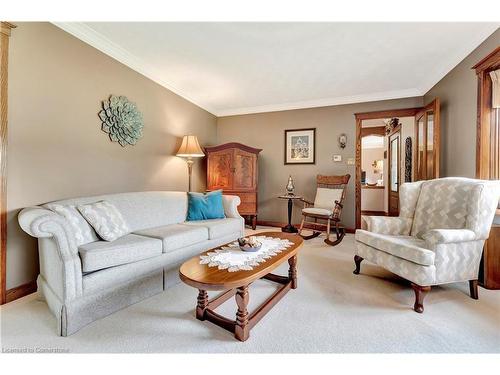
top-left (235, 285), bottom-right (249, 341)
top-left (288, 255), bottom-right (298, 289)
top-left (196, 289), bottom-right (208, 320)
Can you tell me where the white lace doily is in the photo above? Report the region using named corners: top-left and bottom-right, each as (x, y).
top-left (199, 236), bottom-right (294, 272)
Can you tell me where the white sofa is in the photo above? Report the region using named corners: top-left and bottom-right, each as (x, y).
top-left (354, 178), bottom-right (500, 313)
top-left (18, 191), bottom-right (244, 336)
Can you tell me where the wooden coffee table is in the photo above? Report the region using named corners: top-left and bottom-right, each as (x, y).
top-left (179, 232), bottom-right (303, 341)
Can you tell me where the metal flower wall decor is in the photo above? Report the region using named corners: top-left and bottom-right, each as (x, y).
top-left (98, 95), bottom-right (144, 147)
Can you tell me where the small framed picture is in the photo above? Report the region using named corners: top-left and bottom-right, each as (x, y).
top-left (284, 128), bottom-right (316, 164)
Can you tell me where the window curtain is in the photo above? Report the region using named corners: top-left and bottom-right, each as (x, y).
top-left (490, 69), bottom-right (500, 109)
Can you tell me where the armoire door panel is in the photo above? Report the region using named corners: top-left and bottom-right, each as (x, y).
top-left (233, 149), bottom-right (257, 191)
top-left (207, 149), bottom-right (233, 190)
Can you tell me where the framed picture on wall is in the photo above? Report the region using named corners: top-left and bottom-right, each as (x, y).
top-left (284, 128), bottom-right (316, 164)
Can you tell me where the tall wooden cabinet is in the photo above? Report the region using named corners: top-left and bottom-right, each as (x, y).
top-left (205, 143), bottom-right (262, 229)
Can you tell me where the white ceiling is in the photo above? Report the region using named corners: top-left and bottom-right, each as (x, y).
top-left (54, 22), bottom-right (498, 116)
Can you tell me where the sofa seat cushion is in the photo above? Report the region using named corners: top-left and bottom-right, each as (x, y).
top-left (355, 230), bottom-right (435, 266)
top-left (181, 218), bottom-right (242, 239)
top-left (78, 234), bottom-right (162, 272)
top-left (134, 224), bottom-right (208, 253)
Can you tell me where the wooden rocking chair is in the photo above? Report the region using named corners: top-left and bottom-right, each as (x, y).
top-left (298, 174), bottom-right (350, 246)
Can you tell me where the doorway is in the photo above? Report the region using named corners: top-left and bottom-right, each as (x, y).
top-left (354, 102), bottom-right (440, 229)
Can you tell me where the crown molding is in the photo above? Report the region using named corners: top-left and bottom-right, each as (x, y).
top-left (52, 22), bottom-right (218, 116)
top-left (52, 22), bottom-right (499, 118)
top-left (216, 88), bottom-right (423, 117)
top-left (418, 24), bottom-right (499, 95)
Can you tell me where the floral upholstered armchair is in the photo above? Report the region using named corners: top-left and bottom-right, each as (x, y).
top-left (354, 177), bottom-right (500, 313)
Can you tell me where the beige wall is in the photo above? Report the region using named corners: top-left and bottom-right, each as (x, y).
top-left (424, 28), bottom-right (500, 177)
top-left (6, 23), bottom-right (217, 289)
top-left (217, 97), bottom-right (423, 228)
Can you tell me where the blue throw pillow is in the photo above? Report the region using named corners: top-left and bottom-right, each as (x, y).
top-left (187, 190), bottom-right (225, 221)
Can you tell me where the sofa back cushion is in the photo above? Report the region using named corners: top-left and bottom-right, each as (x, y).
top-left (187, 190), bottom-right (225, 221)
top-left (44, 192), bottom-right (188, 239)
top-left (77, 201), bottom-right (131, 241)
top-left (411, 178), bottom-right (485, 238)
top-left (467, 180), bottom-right (500, 240)
top-left (46, 203), bottom-right (99, 246)
top-left (399, 181), bottom-right (424, 219)
top-left (314, 188), bottom-right (343, 210)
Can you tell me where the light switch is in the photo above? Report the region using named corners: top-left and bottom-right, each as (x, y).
top-left (333, 155), bottom-right (342, 162)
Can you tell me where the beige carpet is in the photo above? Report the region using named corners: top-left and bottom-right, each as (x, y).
top-left (1, 227), bottom-right (499, 353)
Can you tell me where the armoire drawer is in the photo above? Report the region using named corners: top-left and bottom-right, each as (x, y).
top-left (230, 192), bottom-right (256, 203)
top-left (238, 202), bottom-right (257, 215)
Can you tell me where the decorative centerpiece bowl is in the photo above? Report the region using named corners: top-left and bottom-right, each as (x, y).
top-left (238, 236), bottom-right (262, 252)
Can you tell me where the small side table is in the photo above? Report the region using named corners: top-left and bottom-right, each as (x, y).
top-left (278, 194), bottom-right (302, 233)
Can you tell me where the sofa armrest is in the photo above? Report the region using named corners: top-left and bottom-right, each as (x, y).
top-left (18, 207), bottom-right (83, 301)
top-left (422, 229), bottom-right (476, 247)
top-left (364, 216), bottom-right (413, 236)
top-left (222, 195), bottom-right (242, 219)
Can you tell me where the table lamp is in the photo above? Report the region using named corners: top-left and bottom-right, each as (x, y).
top-left (176, 135), bottom-right (205, 191)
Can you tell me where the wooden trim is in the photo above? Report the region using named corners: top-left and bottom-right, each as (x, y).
top-left (474, 47), bottom-right (500, 290)
top-left (361, 185), bottom-right (384, 189)
top-left (256, 220), bottom-right (355, 234)
top-left (355, 118), bottom-right (362, 229)
top-left (204, 142), bottom-right (262, 155)
top-left (474, 47), bottom-right (500, 180)
top-left (317, 174), bottom-right (350, 185)
top-left (0, 22), bottom-right (16, 305)
top-left (472, 46), bottom-right (500, 73)
top-left (354, 108), bottom-right (420, 121)
top-left (5, 280), bottom-right (37, 303)
top-left (361, 210), bottom-right (388, 216)
top-left (360, 126), bottom-right (386, 137)
top-left (387, 127), bottom-right (402, 216)
top-left (354, 107), bottom-right (422, 229)
top-left (433, 98), bottom-right (441, 178)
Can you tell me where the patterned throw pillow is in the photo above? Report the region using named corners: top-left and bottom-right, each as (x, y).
top-left (46, 203), bottom-right (99, 246)
top-left (77, 200), bottom-right (130, 242)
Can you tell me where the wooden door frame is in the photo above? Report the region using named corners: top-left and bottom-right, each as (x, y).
top-left (387, 124), bottom-right (402, 216)
top-left (473, 46), bottom-right (500, 180)
top-left (0, 22), bottom-right (16, 305)
top-left (473, 47), bottom-right (500, 290)
top-left (354, 108), bottom-right (421, 229)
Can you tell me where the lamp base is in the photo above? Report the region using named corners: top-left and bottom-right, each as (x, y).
top-left (187, 158), bottom-right (194, 192)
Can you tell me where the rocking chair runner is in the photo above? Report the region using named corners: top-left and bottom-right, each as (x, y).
top-left (298, 174), bottom-right (350, 246)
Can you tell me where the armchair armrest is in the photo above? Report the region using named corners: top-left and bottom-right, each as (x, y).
top-left (18, 207), bottom-right (83, 301)
top-left (364, 216), bottom-right (412, 236)
top-left (222, 195), bottom-right (242, 219)
top-left (422, 229), bottom-right (476, 247)
top-left (300, 198), bottom-right (314, 208)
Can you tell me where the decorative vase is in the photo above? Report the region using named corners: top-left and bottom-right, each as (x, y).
top-left (286, 175), bottom-right (295, 195)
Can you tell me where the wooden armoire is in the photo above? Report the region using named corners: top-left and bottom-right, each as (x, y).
top-left (205, 143), bottom-right (262, 229)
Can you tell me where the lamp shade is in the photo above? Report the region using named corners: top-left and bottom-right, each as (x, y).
top-left (176, 135), bottom-right (205, 158)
